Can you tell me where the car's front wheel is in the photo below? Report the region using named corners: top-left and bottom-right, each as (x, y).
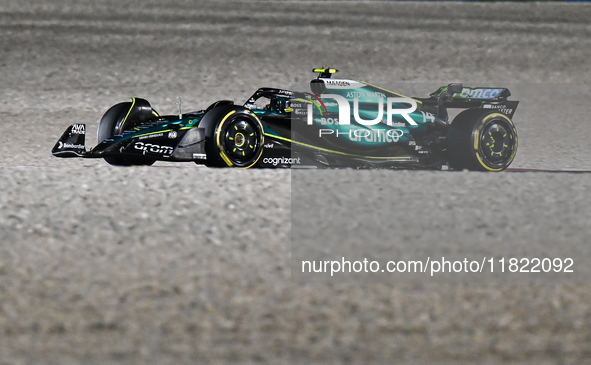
top-left (204, 107), bottom-right (264, 168)
top-left (97, 102), bottom-right (157, 166)
top-left (447, 109), bottom-right (518, 171)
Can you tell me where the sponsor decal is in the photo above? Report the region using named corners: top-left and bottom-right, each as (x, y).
top-left (289, 101), bottom-right (306, 108)
top-left (322, 79), bottom-right (363, 89)
top-left (59, 141), bottom-right (84, 149)
top-left (71, 124), bottom-right (85, 135)
top-left (139, 133), bottom-right (163, 140)
top-left (483, 104), bottom-right (514, 114)
top-left (168, 131), bottom-right (178, 139)
top-left (133, 142), bottom-right (173, 155)
top-left (325, 79), bottom-right (350, 87)
top-left (345, 91), bottom-right (386, 99)
top-left (193, 153), bottom-right (207, 160)
top-left (263, 143), bottom-right (274, 149)
top-left (457, 88), bottom-right (503, 99)
top-left (262, 157), bottom-right (301, 166)
top-left (319, 129), bottom-right (403, 143)
top-left (278, 90), bottom-right (294, 96)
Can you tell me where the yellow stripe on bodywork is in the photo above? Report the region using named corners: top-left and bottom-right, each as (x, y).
top-left (121, 98), bottom-right (136, 127)
top-left (134, 126), bottom-right (197, 139)
top-left (115, 98), bottom-right (137, 134)
top-left (265, 133), bottom-right (412, 160)
top-left (356, 81), bottom-right (423, 105)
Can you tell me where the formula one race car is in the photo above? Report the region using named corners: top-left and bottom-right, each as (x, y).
top-left (53, 68), bottom-right (518, 171)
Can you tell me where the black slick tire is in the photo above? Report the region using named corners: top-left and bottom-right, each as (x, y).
top-left (447, 109), bottom-right (518, 171)
top-left (97, 102), bottom-right (156, 166)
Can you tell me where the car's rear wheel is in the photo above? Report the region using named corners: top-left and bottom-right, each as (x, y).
top-left (205, 107), bottom-right (264, 168)
top-left (447, 109), bottom-right (518, 171)
top-left (97, 102), bottom-right (157, 166)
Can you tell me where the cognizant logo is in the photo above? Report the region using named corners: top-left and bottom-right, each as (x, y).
top-left (307, 96), bottom-right (418, 126)
top-left (262, 157), bottom-right (301, 166)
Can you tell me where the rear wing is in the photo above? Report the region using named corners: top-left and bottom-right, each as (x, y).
top-left (430, 86), bottom-right (519, 119)
top-left (431, 86), bottom-right (512, 102)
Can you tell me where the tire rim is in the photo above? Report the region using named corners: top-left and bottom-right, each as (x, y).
top-left (223, 117), bottom-right (260, 164)
top-left (479, 119), bottom-right (516, 168)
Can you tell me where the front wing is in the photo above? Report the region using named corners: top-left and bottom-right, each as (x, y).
top-left (52, 124), bottom-right (208, 162)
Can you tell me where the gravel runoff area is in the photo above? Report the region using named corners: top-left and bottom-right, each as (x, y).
top-left (1, 1), bottom-right (591, 364)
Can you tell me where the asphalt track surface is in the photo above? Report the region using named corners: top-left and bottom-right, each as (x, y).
top-left (1, 1), bottom-right (591, 364)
